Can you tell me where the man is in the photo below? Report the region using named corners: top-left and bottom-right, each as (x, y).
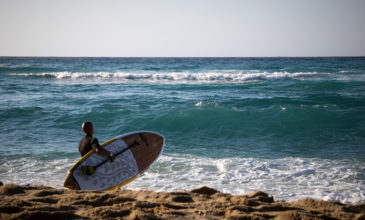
top-left (79, 121), bottom-right (115, 162)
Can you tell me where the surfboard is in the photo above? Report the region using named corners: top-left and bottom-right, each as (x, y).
top-left (64, 131), bottom-right (164, 191)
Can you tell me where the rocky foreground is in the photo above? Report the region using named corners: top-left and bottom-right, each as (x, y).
top-left (0, 183), bottom-right (364, 219)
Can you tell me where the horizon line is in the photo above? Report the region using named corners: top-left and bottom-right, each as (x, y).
top-left (1, 55), bottom-right (365, 58)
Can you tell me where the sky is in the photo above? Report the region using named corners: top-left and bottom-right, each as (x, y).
top-left (0, 0), bottom-right (364, 57)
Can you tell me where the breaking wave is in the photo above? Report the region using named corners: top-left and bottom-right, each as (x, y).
top-left (10, 71), bottom-right (321, 83)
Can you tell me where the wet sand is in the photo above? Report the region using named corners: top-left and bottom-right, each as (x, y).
top-left (0, 183), bottom-right (364, 219)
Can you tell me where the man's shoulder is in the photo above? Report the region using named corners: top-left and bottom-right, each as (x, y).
top-left (79, 136), bottom-right (92, 144)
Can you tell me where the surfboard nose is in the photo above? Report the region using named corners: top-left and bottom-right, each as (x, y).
top-left (142, 132), bottom-right (164, 149)
top-left (127, 131), bottom-right (164, 173)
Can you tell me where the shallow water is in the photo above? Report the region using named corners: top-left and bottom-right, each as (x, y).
top-left (0, 57), bottom-right (364, 203)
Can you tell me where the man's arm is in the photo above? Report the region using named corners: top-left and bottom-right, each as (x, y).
top-left (92, 138), bottom-right (116, 162)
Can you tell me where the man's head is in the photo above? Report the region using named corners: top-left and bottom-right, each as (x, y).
top-left (82, 121), bottom-right (94, 136)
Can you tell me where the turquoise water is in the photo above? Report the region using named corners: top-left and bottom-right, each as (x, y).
top-left (0, 57), bottom-right (364, 203)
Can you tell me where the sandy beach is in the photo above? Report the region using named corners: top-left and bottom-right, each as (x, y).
top-left (0, 183), bottom-right (364, 220)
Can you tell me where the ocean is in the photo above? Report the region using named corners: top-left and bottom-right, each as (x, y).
top-left (0, 57), bottom-right (364, 204)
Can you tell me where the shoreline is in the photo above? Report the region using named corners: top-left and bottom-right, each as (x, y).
top-left (0, 183), bottom-right (364, 219)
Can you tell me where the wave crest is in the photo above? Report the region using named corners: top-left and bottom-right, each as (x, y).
top-left (10, 71), bottom-right (320, 83)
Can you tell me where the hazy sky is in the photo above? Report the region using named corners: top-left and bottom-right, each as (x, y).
top-left (0, 0), bottom-right (364, 57)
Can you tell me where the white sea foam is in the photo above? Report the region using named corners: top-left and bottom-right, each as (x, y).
top-left (0, 155), bottom-right (364, 204)
top-left (10, 71), bottom-right (320, 83)
top-left (0, 157), bottom-right (75, 187)
top-left (195, 101), bottom-right (219, 107)
top-left (125, 155), bottom-right (365, 204)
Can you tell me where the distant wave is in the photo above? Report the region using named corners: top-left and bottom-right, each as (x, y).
top-left (10, 71), bottom-right (320, 83)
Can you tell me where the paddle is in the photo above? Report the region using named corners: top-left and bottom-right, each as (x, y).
top-left (81, 140), bottom-right (140, 176)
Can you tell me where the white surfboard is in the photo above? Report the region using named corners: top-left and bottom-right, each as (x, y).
top-left (64, 131), bottom-right (164, 190)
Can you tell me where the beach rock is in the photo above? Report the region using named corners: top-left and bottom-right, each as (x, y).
top-left (247, 190), bottom-right (274, 203)
top-left (0, 184), bottom-right (24, 195)
top-left (129, 208), bottom-right (156, 220)
top-left (354, 214), bottom-right (365, 220)
top-left (191, 186), bottom-right (218, 195)
top-left (247, 190), bottom-right (269, 198)
top-left (171, 195), bottom-right (193, 203)
top-left (0, 181), bottom-right (3, 186)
